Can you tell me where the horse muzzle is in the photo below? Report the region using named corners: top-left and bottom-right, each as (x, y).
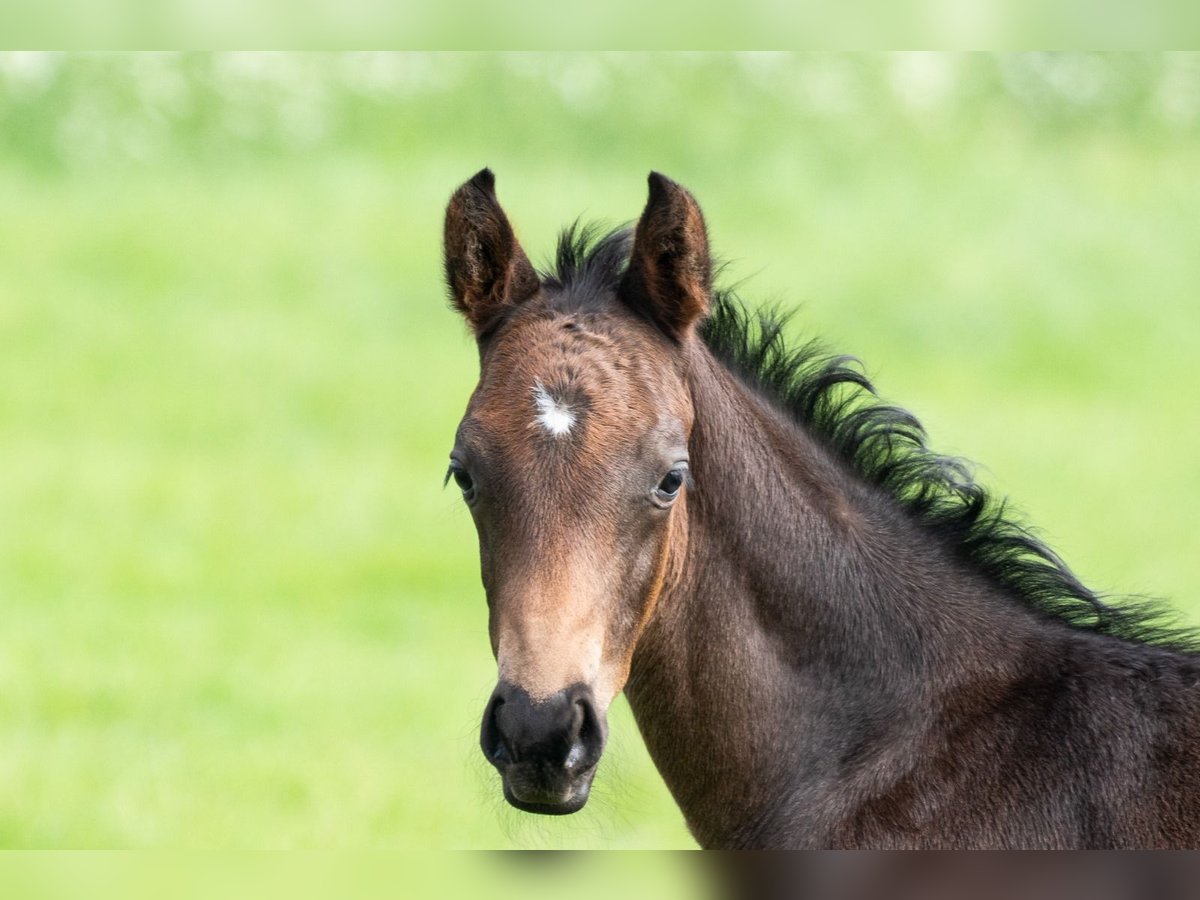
top-left (480, 680), bottom-right (607, 815)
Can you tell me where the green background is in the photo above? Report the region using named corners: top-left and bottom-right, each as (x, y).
top-left (2, 53), bottom-right (1198, 848)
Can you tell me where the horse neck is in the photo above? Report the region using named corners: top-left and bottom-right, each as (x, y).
top-left (625, 344), bottom-right (1051, 848)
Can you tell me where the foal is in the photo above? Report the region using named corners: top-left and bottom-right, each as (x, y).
top-left (441, 170), bottom-right (1200, 848)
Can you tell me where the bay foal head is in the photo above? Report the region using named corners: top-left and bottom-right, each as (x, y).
top-left (444, 170), bottom-right (711, 814)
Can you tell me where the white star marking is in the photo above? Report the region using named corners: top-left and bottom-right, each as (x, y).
top-left (532, 381), bottom-right (575, 437)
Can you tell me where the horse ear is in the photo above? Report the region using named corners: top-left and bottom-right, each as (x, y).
top-left (621, 172), bottom-right (712, 340)
top-left (443, 169), bottom-right (540, 336)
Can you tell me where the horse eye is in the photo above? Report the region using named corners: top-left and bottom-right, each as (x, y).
top-left (654, 468), bottom-right (686, 503)
top-left (447, 461), bottom-right (475, 499)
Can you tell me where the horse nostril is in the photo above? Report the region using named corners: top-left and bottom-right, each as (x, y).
top-left (566, 695), bottom-right (604, 773)
top-left (564, 739), bottom-right (586, 771)
top-left (481, 693), bottom-right (511, 767)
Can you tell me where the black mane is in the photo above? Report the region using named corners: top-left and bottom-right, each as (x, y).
top-left (547, 223), bottom-right (1199, 654)
top-left (702, 297), bottom-right (1200, 654)
top-left (540, 221), bottom-right (633, 309)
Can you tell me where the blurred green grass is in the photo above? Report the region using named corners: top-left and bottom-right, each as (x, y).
top-left (1, 53), bottom-right (1199, 848)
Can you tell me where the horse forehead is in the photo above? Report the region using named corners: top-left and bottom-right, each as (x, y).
top-left (480, 318), bottom-right (672, 429)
